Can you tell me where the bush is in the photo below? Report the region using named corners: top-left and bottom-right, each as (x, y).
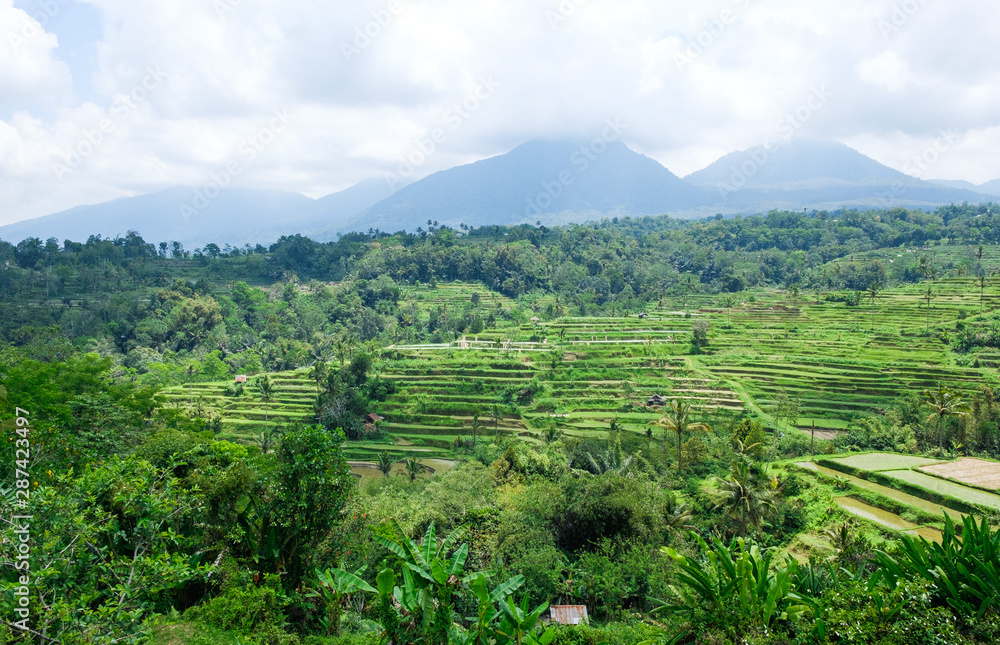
top-left (188, 574), bottom-right (294, 643)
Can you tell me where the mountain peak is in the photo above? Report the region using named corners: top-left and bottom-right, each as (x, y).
top-left (685, 138), bottom-right (914, 189)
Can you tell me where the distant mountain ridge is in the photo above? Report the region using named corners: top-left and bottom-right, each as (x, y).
top-left (1, 138), bottom-right (994, 246)
top-left (343, 139), bottom-right (715, 235)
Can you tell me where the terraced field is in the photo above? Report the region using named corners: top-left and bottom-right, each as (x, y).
top-left (160, 369), bottom-right (317, 444)
top-left (698, 279), bottom-right (999, 432)
top-left (165, 264), bottom-right (1000, 460)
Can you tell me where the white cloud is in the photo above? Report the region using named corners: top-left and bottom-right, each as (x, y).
top-left (0, 0), bottom-right (73, 104)
top-left (1, 0), bottom-right (1000, 226)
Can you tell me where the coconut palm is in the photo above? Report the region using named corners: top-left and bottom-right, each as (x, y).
top-left (186, 363), bottom-right (197, 406)
top-left (923, 285), bottom-right (933, 332)
top-left (663, 493), bottom-right (695, 541)
top-left (647, 400), bottom-right (712, 472)
top-left (923, 385), bottom-right (972, 456)
top-left (712, 459), bottom-right (777, 534)
top-left (489, 402), bottom-right (504, 437)
top-left (472, 412), bottom-right (482, 445)
top-left (403, 458), bottom-right (428, 482)
top-left (978, 271), bottom-right (991, 316)
top-left (376, 451), bottom-right (394, 477)
top-left (255, 375), bottom-right (275, 436)
top-left (721, 295), bottom-right (736, 325)
top-left (867, 281), bottom-right (882, 332)
top-left (309, 360), bottom-right (328, 394)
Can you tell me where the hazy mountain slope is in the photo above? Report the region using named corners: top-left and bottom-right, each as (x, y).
top-left (351, 140), bottom-right (715, 233)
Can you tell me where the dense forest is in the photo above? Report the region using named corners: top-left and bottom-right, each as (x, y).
top-left (3, 203), bottom-right (1000, 644)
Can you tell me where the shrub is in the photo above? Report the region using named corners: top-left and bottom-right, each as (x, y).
top-left (188, 574), bottom-right (294, 643)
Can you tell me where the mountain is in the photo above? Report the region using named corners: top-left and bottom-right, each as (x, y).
top-left (0, 187), bottom-right (313, 248)
top-left (685, 139), bottom-right (985, 211)
top-left (348, 139), bottom-right (716, 233)
top-left (3, 139), bottom-right (995, 246)
top-left (294, 178), bottom-right (395, 241)
top-left (0, 180), bottom-right (394, 247)
top-left (978, 179), bottom-right (1000, 196)
top-left (929, 179), bottom-right (982, 192)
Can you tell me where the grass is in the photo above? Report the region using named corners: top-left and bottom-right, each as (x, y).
top-left (884, 470), bottom-right (1000, 510)
top-left (154, 270), bottom-right (1000, 462)
top-left (829, 452), bottom-right (945, 472)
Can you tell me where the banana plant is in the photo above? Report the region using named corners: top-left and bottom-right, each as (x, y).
top-left (306, 565), bottom-right (376, 636)
top-left (656, 533), bottom-right (810, 631)
top-left (454, 573), bottom-right (526, 645)
top-left (373, 519), bottom-right (473, 644)
top-left (871, 514), bottom-right (1000, 620)
top-left (493, 594), bottom-right (554, 645)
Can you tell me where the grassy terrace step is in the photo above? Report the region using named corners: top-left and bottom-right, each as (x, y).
top-left (165, 275), bottom-right (997, 459)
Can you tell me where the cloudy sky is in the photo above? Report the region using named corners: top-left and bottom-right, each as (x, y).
top-left (1, 0), bottom-right (998, 226)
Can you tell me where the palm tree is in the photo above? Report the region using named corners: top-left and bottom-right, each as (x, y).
top-left (923, 285), bottom-right (933, 332)
top-left (923, 385), bottom-right (971, 456)
top-left (256, 423), bottom-right (282, 455)
top-left (647, 400), bottom-right (712, 472)
top-left (376, 451), bottom-right (394, 478)
top-left (403, 458), bottom-right (428, 482)
top-left (472, 412), bottom-right (482, 445)
top-left (186, 363), bottom-right (196, 406)
top-left (721, 295), bottom-right (736, 325)
top-left (978, 272), bottom-right (990, 316)
top-left (867, 282), bottom-right (882, 332)
top-left (712, 459), bottom-right (777, 535)
top-left (309, 360), bottom-right (328, 394)
top-left (255, 375), bottom-right (275, 437)
top-left (489, 403), bottom-right (504, 437)
top-left (663, 493), bottom-right (695, 541)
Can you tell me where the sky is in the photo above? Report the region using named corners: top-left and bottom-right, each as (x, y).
top-left (1, 0), bottom-right (999, 226)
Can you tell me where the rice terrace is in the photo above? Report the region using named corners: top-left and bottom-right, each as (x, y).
top-left (6, 203), bottom-right (1000, 645)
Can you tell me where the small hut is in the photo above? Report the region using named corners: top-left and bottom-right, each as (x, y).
top-left (549, 605), bottom-right (588, 625)
top-left (646, 394), bottom-right (668, 406)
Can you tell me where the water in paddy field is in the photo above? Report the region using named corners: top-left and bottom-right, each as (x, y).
top-left (795, 462), bottom-right (967, 521)
top-left (834, 497), bottom-right (943, 543)
top-left (348, 459), bottom-right (458, 481)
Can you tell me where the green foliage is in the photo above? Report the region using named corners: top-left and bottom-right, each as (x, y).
top-left (190, 574), bottom-right (291, 642)
top-left (711, 460), bottom-right (777, 535)
top-left (657, 534), bottom-right (810, 634)
top-left (373, 519), bottom-right (473, 644)
top-left (307, 566), bottom-right (376, 636)
top-left (872, 514), bottom-right (1000, 620)
top-left (265, 425), bottom-right (354, 591)
top-left (0, 457), bottom-right (207, 644)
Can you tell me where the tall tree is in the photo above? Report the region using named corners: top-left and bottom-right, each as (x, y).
top-left (923, 285), bottom-right (933, 332)
top-left (978, 271), bottom-right (990, 316)
top-left (256, 374), bottom-right (275, 437)
top-left (867, 281), bottom-right (882, 332)
top-left (376, 450), bottom-right (394, 477)
top-left (310, 360), bottom-right (329, 394)
top-left (924, 385), bottom-right (972, 456)
top-left (712, 459), bottom-right (777, 535)
top-left (648, 400), bottom-right (712, 472)
top-left (404, 457), bottom-right (428, 482)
